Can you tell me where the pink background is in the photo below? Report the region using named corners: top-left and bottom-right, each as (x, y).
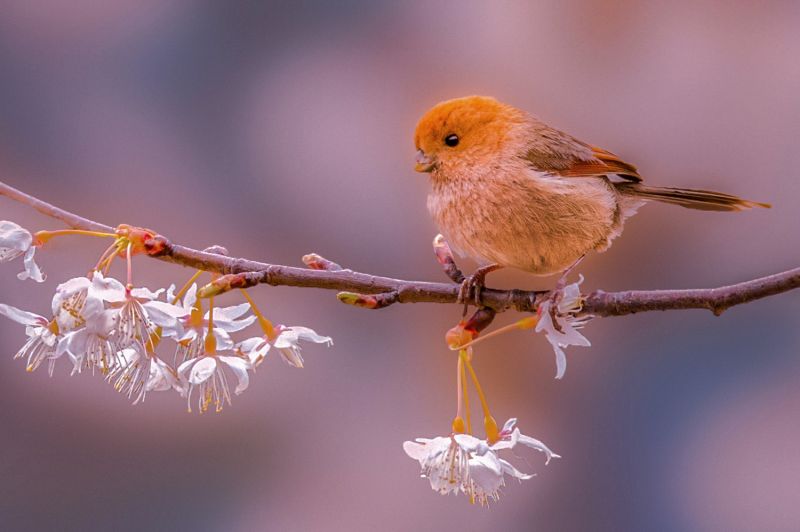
top-left (0, 2), bottom-right (798, 531)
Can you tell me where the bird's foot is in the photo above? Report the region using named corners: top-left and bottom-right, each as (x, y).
top-left (457, 264), bottom-right (503, 313)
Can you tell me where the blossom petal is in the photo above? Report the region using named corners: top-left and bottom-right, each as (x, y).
top-left (183, 283), bottom-right (197, 310)
top-left (453, 433), bottom-right (486, 453)
top-left (18, 247), bottom-right (45, 282)
top-left (177, 357), bottom-right (197, 375)
top-left (236, 336), bottom-right (270, 366)
top-left (206, 302), bottom-right (250, 322)
top-left (130, 286), bottom-right (164, 301)
top-left (402, 441), bottom-right (428, 461)
top-left (91, 272), bottom-right (127, 303)
top-left (188, 357), bottom-right (217, 385)
top-left (52, 276), bottom-right (104, 330)
top-left (497, 458), bottom-right (534, 480)
top-left (219, 355), bottom-right (250, 394)
top-left (278, 347), bottom-right (304, 368)
top-left (517, 433), bottom-right (561, 464)
top-left (0, 220), bottom-right (32, 261)
top-left (0, 303), bottom-right (46, 326)
top-left (146, 357), bottom-right (178, 392)
top-left (289, 326), bottom-right (333, 346)
top-left (213, 329), bottom-right (235, 350)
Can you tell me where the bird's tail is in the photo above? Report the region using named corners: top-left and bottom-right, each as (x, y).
top-left (615, 183), bottom-right (771, 212)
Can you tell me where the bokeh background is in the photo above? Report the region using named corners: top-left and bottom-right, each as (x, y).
top-left (0, 1), bottom-right (798, 531)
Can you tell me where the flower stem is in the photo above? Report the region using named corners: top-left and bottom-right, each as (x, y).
top-left (171, 270), bottom-right (204, 304)
top-left (459, 356), bottom-right (472, 434)
top-left (35, 229), bottom-right (116, 244)
top-left (461, 349), bottom-right (499, 443)
top-left (125, 241), bottom-right (133, 292)
top-left (204, 296), bottom-right (217, 353)
top-left (239, 288), bottom-right (276, 339)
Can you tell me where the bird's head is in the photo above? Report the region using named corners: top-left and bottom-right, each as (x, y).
top-left (413, 95), bottom-right (527, 176)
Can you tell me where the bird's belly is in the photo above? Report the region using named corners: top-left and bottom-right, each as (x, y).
top-left (428, 177), bottom-right (619, 275)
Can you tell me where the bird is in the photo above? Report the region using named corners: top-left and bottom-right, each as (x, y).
top-left (413, 95), bottom-right (770, 304)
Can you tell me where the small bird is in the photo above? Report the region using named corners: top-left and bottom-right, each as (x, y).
top-left (414, 95), bottom-right (770, 302)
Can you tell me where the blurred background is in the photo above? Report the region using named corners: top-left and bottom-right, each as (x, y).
top-left (0, 1), bottom-right (798, 530)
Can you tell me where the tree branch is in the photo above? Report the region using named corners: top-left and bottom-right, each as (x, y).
top-left (1, 180), bottom-right (798, 316)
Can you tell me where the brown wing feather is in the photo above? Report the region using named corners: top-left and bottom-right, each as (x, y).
top-left (524, 134), bottom-right (642, 182)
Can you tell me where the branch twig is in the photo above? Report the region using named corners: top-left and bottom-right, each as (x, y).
top-left (1, 180), bottom-right (797, 316)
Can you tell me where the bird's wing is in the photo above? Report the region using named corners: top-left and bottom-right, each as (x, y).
top-left (522, 127), bottom-right (642, 183)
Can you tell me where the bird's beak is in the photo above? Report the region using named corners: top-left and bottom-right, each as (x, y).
top-left (414, 149), bottom-right (436, 173)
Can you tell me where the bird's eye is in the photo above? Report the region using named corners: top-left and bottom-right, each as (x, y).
top-left (444, 134), bottom-right (459, 147)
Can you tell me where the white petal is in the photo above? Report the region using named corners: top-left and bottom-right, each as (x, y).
top-left (552, 342), bottom-right (567, 380)
top-left (215, 314), bottom-right (257, 333)
top-left (146, 301), bottom-right (189, 319)
top-left (402, 441), bottom-right (428, 461)
top-left (91, 272), bottom-right (127, 303)
top-left (517, 434), bottom-right (561, 464)
top-left (0, 220), bottom-right (32, 259)
top-left (117, 348), bottom-right (139, 365)
top-left (289, 326), bottom-right (333, 345)
top-left (183, 283), bottom-right (198, 310)
top-left (18, 247), bottom-right (45, 282)
top-left (206, 302), bottom-right (250, 322)
top-left (0, 303), bottom-right (46, 326)
top-left (501, 418), bottom-right (517, 434)
top-left (178, 329), bottom-right (198, 343)
top-left (468, 453), bottom-right (504, 492)
top-left (498, 458), bottom-right (534, 480)
top-left (453, 433), bottom-right (485, 453)
top-left (278, 347), bottom-right (304, 368)
top-left (188, 357), bottom-right (217, 384)
top-left (213, 328), bottom-right (235, 350)
top-left (146, 358), bottom-right (178, 392)
top-left (130, 286), bottom-right (164, 301)
top-left (177, 357), bottom-right (198, 375)
top-left (63, 328), bottom-right (89, 358)
top-left (236, 336), bottom-right (270, 366)
top-left (219, 356), bottom-right (251, 394)
top-left (52, 276), bottom-right (91, 310)
top-left (165, 284), bottom-right (177, 304)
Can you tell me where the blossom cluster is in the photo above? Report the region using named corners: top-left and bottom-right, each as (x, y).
top-left (1, 218), bottom-right (583, 506)
top-left (0, 221), bottom-right (331, 412)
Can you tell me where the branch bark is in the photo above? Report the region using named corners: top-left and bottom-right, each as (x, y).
top-left (1, 180), bottom-right (798, 316)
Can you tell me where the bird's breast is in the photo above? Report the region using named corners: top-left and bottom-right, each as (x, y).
top-left (427, 170), bottom-right (620, 275)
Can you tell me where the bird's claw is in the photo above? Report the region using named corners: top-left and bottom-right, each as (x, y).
top-left (457, 273), bottom-right (485, 314)
top-left (456, 264), bottom-right (503, 315)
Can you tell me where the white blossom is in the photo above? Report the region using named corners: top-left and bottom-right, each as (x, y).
top-left (51, 276), bottom-right (104, 331)
top-left (109, 348), bottom-right (179, 404)
top-left (536, 277), bottom-right (592, 379)
top-left (0, 303), bottom-right (64, 374)
top-left (403, 436), bottom-right (471, 496)
top-left (237, 325), bottom-right (332, 369)
top-left (404, 418), bottom-right (559, 506)
top-left (0, 220), bottom-right (44, 282)
top-left (177, 342), bottom-right (252, 413)
top-left (152, 284), bottom-right (256, 363)
top-left (90, 272), bottom-right (182, 352)
top-left (61, 309), bottom-right (122, 374)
